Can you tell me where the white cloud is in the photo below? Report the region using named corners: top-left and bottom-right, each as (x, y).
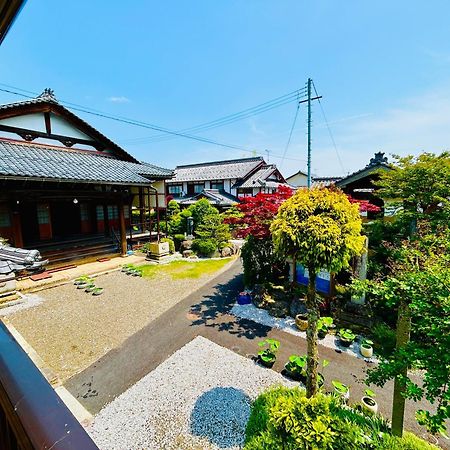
top-left (107, 96), bottom-right (130, 103)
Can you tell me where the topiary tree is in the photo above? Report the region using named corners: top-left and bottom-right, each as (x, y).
top-left (271, 187), bottom-right (365, 397)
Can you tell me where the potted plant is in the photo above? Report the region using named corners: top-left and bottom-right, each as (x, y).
top-left (332, 380), bottom-right (350, 401)
top-left (74, 275), bottom-right (90, 286)
top-left (361, 389), bottom-right (378, 414)
top-left (238, 291), bottom-right (252, 305)
top-left (317, 316), bottom-right (333, 339)
top-left (295, 313), bottom-right (308, 331)
top-left (76, 277), bottom-right (93, 289)
top-left (257, 338), bottom-right (280, 368)
top-left (360, 338), bottom-right (374, 358)
top-left (339, 328), bottom-right (356, 347)
top-left (92, 287), bottom-right (104, 296)
top-left (84, 283), bottom-right (96, 293)
top-left (121, 264), bottom-right (133, 273)
top-left (284, 354), bottom-right (307, 382)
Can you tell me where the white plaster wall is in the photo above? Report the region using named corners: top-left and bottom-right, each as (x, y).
top-left (224, 179), bottom-right (231, 194)
top-left (0, 113), bottom-right (46, 132)
top-left (205, 180), bottom-right (211, 189)
top-left (50, 113), bottom-right (92, 140)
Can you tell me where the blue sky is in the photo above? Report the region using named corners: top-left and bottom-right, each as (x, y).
top-left (1, 1), bottom-right (450, 177)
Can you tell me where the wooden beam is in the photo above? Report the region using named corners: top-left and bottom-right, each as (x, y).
top-left (44, 112), bottom-right (51, 135)
top-left (0, 124), bottom-right (105, 150)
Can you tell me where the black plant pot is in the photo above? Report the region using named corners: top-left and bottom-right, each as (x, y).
top-left (282, 368), bottom-right (304, 382)
top-left (318, 330), bottom-right (327, 339)
top-left (340, 338), bottom-right (353, 348)
top-left (258, 356), bottom-right (275, 368)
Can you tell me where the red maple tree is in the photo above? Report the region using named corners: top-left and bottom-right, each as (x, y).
top-left (226, 185), bottom-right (293, 239)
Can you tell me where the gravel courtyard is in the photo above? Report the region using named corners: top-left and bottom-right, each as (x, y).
top-left (87, 336), bottom-right (295, 450)
top-left (5, 259), bottom-right (235, 382)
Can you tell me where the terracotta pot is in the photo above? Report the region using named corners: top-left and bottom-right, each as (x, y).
top-left (295, 314), bottom-right (308, 331)
top-left (361, 396), bottom-right (378, 414)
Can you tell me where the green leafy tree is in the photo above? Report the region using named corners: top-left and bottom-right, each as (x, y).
top-left (355, 228), bottom-right (450, 437)
top-left (271, 187), bottom-right (365, 397)
top-left (370, 151), bottom-right (450, 436)
top-left (377, 152), bottom-right (450, 219)
top-left (195, 213), bottom-right (231, 245)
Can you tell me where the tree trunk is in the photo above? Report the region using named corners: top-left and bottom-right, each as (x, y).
top-left (391, 298), bottom-right (412, 437)
top-left (306, 269), bottom-right (319, 398)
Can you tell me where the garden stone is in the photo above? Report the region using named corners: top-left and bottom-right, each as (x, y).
top-left (290, 298), bottom-right (307, 317)
top-left (221, 246), bottom-right (232, 257)
top-left (180, 240), bottom-right (193, 251)
top-left (183, 250), bottom-right (194, 258)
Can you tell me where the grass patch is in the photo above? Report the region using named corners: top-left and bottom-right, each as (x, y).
top-left (140, 258), bottom-right (232, 280)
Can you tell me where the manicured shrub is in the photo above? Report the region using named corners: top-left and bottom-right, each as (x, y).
top-left (160, 237), bottom-right (175, 254)
top-left (377, 432), bottom-right (439, 449)
top-left (192, 239), bottom-right (217, 257)
top-left (244, 387), bottom-right (437, 450)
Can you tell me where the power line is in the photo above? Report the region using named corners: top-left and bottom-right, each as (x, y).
top-left (0, 85), bottom-right (308, 163)
top-left (121, 88), bottom-right (307, 144)
top-left (280, 94), bottom-right (301, 168)
top-left (311, 80), bottom-right (346, 175)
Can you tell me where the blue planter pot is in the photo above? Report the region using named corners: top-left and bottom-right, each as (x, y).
top-left (237, 294), bottom-right (252, 305)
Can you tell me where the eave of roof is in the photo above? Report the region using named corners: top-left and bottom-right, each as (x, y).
top-left (335, 164), bottom-right (390, 187)
top-left (0, 138), bottom-right (173, 185)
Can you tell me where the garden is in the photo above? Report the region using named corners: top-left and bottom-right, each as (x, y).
top-left (224, 152), bottom-right (450, 447)
top-left (137, 198), bottom-right (240, 259)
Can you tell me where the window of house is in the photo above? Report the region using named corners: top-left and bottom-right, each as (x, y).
top-left (37, 204), bottom-right (50, 224)
top-left (237, 188), bottom-right (253, 197)
top-left (168, 185), bottom-right (183, 196)
top-left (193, 183), bottom-right (204, 194)
top-left (107, 205), bottom-right (119, 220)
top-left (211, 181), bottom-right (224, 191)
top-left (96, 205), bottom-right (104, 220)
top-left (0, 204), bottom-right (11, 228)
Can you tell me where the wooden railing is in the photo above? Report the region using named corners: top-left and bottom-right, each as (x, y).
top-left (0, 322), bottom-right (98, 449)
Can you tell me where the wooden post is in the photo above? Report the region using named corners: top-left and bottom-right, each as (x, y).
top-left (155, 190), bottom-right (160, 241)
top-left (118, 201), bottom-right (127, 256)
top-left (11, 211), bottom-right (23, 248)
top-left (138, 187), bottom-right (144, 232)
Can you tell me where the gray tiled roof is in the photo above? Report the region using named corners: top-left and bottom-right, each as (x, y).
top-left (0, 139), bottom-right (173, 185)
top-left (177, 189), bottom-right (238, 206)
top-left (168, 157), bottom-right (264, 183)
top-left (234, 164), bottom-right (279, 188)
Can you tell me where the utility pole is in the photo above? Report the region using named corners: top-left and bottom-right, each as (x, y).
top-left (307, 78), bottom-right (312, 188)
top-left (299, 78), bottom-right (321, 188)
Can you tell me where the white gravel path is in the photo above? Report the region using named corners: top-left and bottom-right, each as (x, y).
top-left (87, 336), bottom-right (296, 450)
top-left (231, 303), bottom-right (377, 362)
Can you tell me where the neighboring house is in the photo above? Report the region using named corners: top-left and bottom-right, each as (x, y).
top-left (166, 156), bottom-right (289, 208)
top-left (335, 152), bottom-right (391, 216)
top-left (311, 176), bottom-right (343, 188)
top-left (0, 89), bottom-right (173, 263)
top-left (286, 169), bottom-right (308, 187)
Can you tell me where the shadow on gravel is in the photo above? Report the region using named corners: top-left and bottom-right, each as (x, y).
top-left (190, 387), bottom-right (251, 448)
top-left (189, 272), bottom-right (269, 340)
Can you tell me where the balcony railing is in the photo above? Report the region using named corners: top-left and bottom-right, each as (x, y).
top-left (0, 321), bottom-right (98, 449)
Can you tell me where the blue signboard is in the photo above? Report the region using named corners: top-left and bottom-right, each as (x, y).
top-left (295, 264), bottom-right (331, 295)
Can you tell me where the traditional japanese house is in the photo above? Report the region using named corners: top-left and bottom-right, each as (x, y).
top-left (167, 156), bottom-right (289, 208)
top-left (0, 89), bottom-right (173, 264)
